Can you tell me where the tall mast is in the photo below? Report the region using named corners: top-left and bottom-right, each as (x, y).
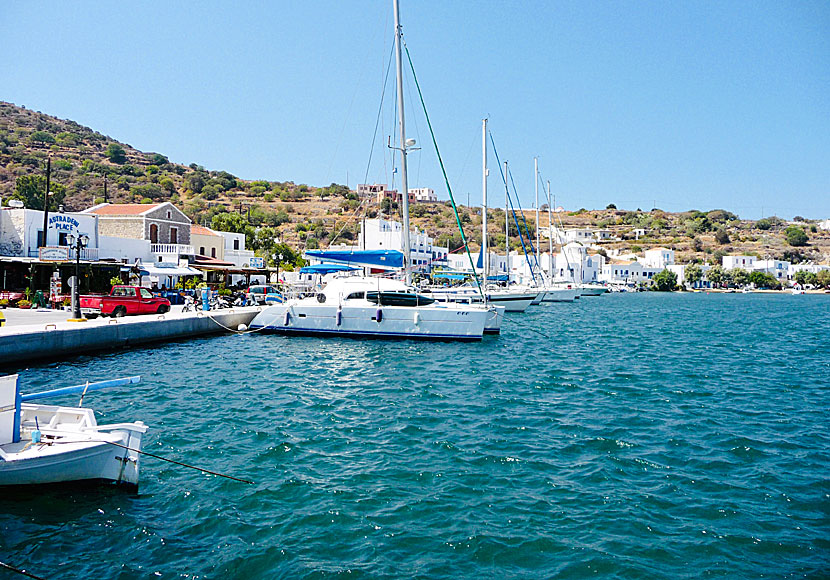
top-left (481, 118), bottom-right (488, 285)
top-left (393, 0), bottom-right (412, 284)
top-left (504, 160), bottom-right (510, 284)
top-left (548, 180), bottom-right (553, 278)
top-left (534, 157), bottom-right (540, 283)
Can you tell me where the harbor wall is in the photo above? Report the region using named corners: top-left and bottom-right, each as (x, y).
top-left (0, 308), bottom-right (261, 367)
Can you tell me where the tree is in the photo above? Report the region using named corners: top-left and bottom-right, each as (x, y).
top-left (211, 212), bottom-right (248, 233)
top-left (684, 264), bottom-right (702, 287)
top-left (104, 143), bottom-right (127, 164)
top-left (606, 203), bottom-right (616, 209)
top-left (652, 269), bottom-right (677, 291)
top-left (732, 268), bottom-right (750, 287)
top-left (714, 228), bottom-right (730, 244)
top-left (756, 218), bottom-right (771, 230)
top-left (794, 270), bottom-right (818, 287)
top-left (785, 226), bottom-right (808, 247)
top-left (707, 265), bottom-right (725, 286)
top-left (748, 271), bottom-right (781, 289)
top-left (816, 270), bottom-right (830, 288)
top-left (12, 175), bottom-right (66, 211)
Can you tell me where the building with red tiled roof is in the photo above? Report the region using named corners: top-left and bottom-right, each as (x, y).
top-left (191, 224), bottom-right (224, 260)
top-left (83, 202), bottom-right (191, 247)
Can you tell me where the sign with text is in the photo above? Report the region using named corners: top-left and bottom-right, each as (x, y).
top-left (48, 214), bottom-right (80, 233)
top-left (39, 246), bottom-right (70, 262)
top-left (249, 257), bottom-right (264, 269)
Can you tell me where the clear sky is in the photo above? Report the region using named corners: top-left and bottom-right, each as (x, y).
top-left (3, 1), bottom-right (828, 219)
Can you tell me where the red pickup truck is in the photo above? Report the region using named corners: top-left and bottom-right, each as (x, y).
top-left (80, 285), bottom-right (171, 318)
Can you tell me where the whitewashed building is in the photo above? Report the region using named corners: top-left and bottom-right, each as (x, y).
top-left (409, 188), bottom-right (437, 202)
top-left (643, 247), bottom-right (674, 269)
top-left (723, 255), bottom-right (756, 270)
top-left (753, 259), bottom-right (790, 280)
top-left (0, 207), bottom-right (100, 260)
top-left (599, 260), bottom-right (663, 285)
top-left (357, 218), bottom-right (448, 273)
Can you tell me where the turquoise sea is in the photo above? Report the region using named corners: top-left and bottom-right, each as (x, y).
top-left (2, 293), bottom-right (828, 579)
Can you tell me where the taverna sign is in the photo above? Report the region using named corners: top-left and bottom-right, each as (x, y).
top-left (48, 214), bottom-right (80, 233)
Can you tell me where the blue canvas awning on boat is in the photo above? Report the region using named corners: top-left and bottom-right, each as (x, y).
top-left (433, 272), bottom-right (468, 280)
top-left (304, 249), bottom-right (404, 269)
top-left (299, 263), bottom-right (360, 275)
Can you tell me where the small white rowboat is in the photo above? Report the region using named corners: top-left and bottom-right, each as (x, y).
top-left (0, 374), bottom-right (147, 488)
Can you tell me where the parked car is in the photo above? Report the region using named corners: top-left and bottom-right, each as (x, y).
top-left (246, 285), bottom-right (283, 304)
top-left (80, 285), bottom-right (171, 318)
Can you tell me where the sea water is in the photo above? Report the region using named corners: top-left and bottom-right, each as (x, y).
top-left (1, 293), bottom-right (828, 578)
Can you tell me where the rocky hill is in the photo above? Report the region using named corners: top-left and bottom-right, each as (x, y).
top-left (2, 101), bottom-right (827, 266)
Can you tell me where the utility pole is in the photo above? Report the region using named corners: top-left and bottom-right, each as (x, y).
top-left (103, 174), bottom-right (108, 203)
top-left (41, 156), bottom-right (51, 248)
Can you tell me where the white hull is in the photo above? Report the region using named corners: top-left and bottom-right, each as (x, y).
top-left (542, 287), bottom-right (580, 302)
top-left (578, 284), bottom-right (608, 296)
top-left (0, 403), bottom-right (147, 487)
top-left (485, 290), bottom-right (537, 312)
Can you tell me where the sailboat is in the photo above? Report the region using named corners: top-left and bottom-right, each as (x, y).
top-left (249, 0), bottom-right (489, 341)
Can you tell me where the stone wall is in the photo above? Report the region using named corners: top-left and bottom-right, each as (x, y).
top-left (0, 210), bottom-right (25, 256)
top-left (97, 217), bottom-right (145, 240)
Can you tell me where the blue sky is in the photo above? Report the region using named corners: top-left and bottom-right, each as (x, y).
top-left (3, 1), bottom-right (828, 219)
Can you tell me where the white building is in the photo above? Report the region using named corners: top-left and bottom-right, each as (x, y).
top-left (819, 219), bottom-right (830, 231)
top-left (788, 263), bottom-right (830, 280)
top-left (0, 207), bottom-right (100, 260)
top-left (723, 255), bottom-right (756, 270)
top-left (599, 260), bottom-right (663, 285)
top-left (409, 188), bottom-right (437, 202)
top-left (643, 247), bottom-right (674, 269)
top-left (217, 231), bottom-right (262, 285)
top-left (668, 264), bottom-right (712, 289)
top-left (547, 227), bottom-right (596, 245)
top-left (357, 218), bottom-right (447, 273)
top-left (754, 259), bottom-right (790, 280)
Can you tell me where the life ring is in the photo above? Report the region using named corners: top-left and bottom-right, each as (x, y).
top-left (316, 293), bottom-right (326, 303)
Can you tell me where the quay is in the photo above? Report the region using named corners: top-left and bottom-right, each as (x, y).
top-left (0, 306), bottom-right (262, 367)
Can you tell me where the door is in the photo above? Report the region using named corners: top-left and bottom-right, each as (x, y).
top-left (150, 224), bottom-right (158, 244)
top-left (139, 288), bottom-right (156, 313)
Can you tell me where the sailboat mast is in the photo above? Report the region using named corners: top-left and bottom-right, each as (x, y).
top-left (534, 157), bottom-right (540, 281)
top-left (393, 0), bottom-right (412, 285)
top-left (548, 180), bottom-right (553, 278)
top-left (482, 118), bottom-right (488, 285)
top-left (504, 160), bottom-right (510, 285)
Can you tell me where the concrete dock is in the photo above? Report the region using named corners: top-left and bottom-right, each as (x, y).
top-left (0, 306), bottom-right (263, 367)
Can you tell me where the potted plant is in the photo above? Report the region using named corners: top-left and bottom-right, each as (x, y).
top-left (17, 299), bottom-right (32, 309)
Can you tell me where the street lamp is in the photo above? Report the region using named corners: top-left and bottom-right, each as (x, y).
top-left (66, 233), bottom-right (90, 320)
top-left (276, 252), bottom-right (284, 286)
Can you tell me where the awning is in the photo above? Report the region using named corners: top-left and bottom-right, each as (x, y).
top-left (304, 249), bottom-right (404, 269)
top-left (138, 263), bottom-right (201, 277)
top-left (299, 263), bottom-right (360, 275)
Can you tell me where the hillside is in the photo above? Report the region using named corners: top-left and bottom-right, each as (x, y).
top-left (2, 101), bottom-right (828, 266)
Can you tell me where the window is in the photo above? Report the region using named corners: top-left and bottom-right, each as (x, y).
top-left (36, 230), bottom-right (45, 247)
top-left (167, 210), bottom-right (171, 219)
top-left (346, 292), bottom-right (365, 300)
top-left (59, 232), bottom-right (68, 246)
top-left (140, 289), bottom-right (153, 298)
top-left (211, 248), bottom-right (216, 258)
top-left (200, 247), bottom-right (206, 256)
top-left (170, 227), bottom-right (178, 244)
top-left (233, 239), bottom-right (240, 250)
top-left (150, 224), bottom-right (159, 244)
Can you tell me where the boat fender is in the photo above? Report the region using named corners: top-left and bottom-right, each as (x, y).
top-left (336, 308), bottom-right (342, 326)
top-left (284, 311), bottom-right (291, 326)
top-left (316, 293), bottom-right (326, 303)
top-left (31, 429), bottom-right (41, 444)
top-left (376, 308), bottom-right (382, 323)
top-left (414, 312), bottom-right (420, 325)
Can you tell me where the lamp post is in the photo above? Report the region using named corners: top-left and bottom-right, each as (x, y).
top-left (276, 252), bottom-right (283, 286)
top-left (66, 233), bottom-right (89, 320)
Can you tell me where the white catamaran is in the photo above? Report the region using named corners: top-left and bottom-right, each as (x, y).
top-left (250, 0), bottom-right (490, 341)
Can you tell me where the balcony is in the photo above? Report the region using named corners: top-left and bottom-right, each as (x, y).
top-left (151, 244), bottom-right (194, 256)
